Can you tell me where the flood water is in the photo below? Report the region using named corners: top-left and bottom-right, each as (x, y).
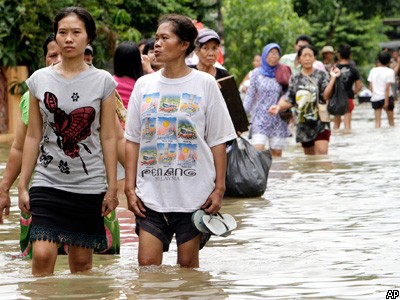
top-left (0, 102), bottom-right (399, 299)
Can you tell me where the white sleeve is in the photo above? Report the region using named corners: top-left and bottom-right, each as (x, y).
top-left (204, 79), bottom-right (237, 147)
top-left (124, 79), bottom-right (142, 143)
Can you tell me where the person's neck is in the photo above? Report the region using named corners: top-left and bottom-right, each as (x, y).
top-left (301, 67), bottom-right (314, 76)
top-left (337, 58), bottom-right (348, 64)
top-left (162, 61), bottom-right (191, 79)
top-left (196, 63), bottom-right (216, 77)
top-left (60, 57), bottom-right (88, 72)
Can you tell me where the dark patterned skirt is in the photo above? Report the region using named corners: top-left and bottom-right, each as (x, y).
top-left (29, 186), bottom-right (107, 250)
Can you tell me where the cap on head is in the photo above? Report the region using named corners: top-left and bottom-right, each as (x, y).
top-left (321, 45), bottom-right (335, 54)
top-left (195, 28), bottom-right (220, 46)
top-left (85, 45), bottom-right (93, 55)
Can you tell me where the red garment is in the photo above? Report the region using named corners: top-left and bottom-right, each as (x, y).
top-left (113, 75), bottom-right (136, 108)
top-left (217, 48), bottom-right (224, 65)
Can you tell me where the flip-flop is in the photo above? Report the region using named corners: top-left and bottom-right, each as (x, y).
top-left (219, 213), bottom-right (237, 237)
top-left (191, 209), bottom-right (210, 233)
top-left (202, 213), bottom-right (237, 237)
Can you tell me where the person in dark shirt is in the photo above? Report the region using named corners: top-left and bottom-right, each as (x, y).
top-left (333, 44), bottom-right (363, 131)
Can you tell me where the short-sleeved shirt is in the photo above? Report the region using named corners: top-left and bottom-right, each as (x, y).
top-left (286, 69), bottom-right (330, 143)
top-left (26, 65), bottom-right (117, 193)
top-left (124, 69), bottom-right (236, 213)
top-left (367, 66), bottom-right (395, 102)
top-left (113, 75), bottom-right (137, 108)
top-left (336, 63), bottom-right (361, 99)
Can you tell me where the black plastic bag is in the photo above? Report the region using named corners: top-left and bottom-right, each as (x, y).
top-left (328, 76), bottom-right (348, 115)
top-left (225, 137), bottom-right (272, 198)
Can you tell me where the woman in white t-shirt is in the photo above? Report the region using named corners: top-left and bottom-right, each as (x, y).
top-left (124, 14), bottom-right (236, 268)
top-left (368, 51), bottom-right (396, 128)
top-left (18, 7), bottom-right (118, 276)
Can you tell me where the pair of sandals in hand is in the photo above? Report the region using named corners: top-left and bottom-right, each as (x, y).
top-left (192, 209), bottom-right (237, 237)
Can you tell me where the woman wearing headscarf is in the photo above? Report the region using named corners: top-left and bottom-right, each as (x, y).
top-left (244, 43), bottom-right (292, 157)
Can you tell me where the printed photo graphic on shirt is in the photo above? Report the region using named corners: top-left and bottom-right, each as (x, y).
top-left (157, 143), bottom-right (177, 165)
top-left (159, 94), bottom-right (180, 113)
top-left (339, 66), bottom-right (351, 83)
top-left (140, 146), bottom-right (157, 166)
top-left (177, 120), bottom-right (197, 140)
top-left (141, 117), bottom-right (156, 141)
top-left (180, 93), bottom-right (201, 116)
top-left (43, 91), bottom-right (95, 175)
top-left (178, 143), bottom-right (197, 168)
top-left (157, 117), bottom-right (177, 141)
top-left (141, 92), bottom-right (159, 115)
top-left (295, 85), bottom-right (318, 123)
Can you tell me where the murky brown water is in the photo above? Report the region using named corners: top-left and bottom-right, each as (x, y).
top-left (1, 102), bottom-right (399, 299)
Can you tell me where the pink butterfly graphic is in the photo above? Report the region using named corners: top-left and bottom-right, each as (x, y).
top-left (44, 91), bottom-right (95, 174)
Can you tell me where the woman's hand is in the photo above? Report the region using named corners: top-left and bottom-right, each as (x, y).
top-left (268, 104), bottom-right (280, 116)
top-left (102, 190), bottom-right (119, 217)
top-left (383, 100), bottom-right (389, 111)
top-left (126, 191), bottom-right (146, 218)
top-left (18, 187), bottom-right (31, 216)
top-left (201, 187), bottom-right (223, 215)
top-left (0, 187), bottom-right (11, 224)
top-left (141, 55), bottom-right (154, 74)
top-left (330, 65), bottom-right (341, 78)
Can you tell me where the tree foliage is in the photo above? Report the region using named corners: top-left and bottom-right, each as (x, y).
top-left (0, 0), bottom-right (217, 71)
top-left (222, 0), bottom-right (398, 82)
top-left (222, 0), bottom-right (309, 82)
top-left (293, 0), bottom-right (400, 19)
top-left (1, 0), bottom-right (397, 84)
top-left (292, 0), bottom-right (393, 81)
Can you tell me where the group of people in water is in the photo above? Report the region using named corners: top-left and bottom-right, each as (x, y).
top-left (0, 6), bottom-right (397, 277)
top-left (240, 34), bottom-right (397, 157)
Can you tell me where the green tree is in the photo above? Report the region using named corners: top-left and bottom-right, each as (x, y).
top-left (222, 0), bottom-right (309, 82)
top-left (0, 0), bottom-right (124, 70)
top-left (293, 0), bottom-right (400, 19)
top-left (0, 0), bottom-right (219, 71)
top-left (120, 0), bottom-right (216, 38)
top-left (291, 0), bottom-right (391, 81)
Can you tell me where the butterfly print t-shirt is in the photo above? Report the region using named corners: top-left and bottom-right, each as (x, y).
top-left (26, 65), bottom-right (117, 194)
top-left (125, 69), bottom-right (237, 213)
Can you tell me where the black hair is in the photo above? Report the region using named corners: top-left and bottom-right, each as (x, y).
top-left (138, 39), bottom-right (147, 47)
top-left (143, 38), bottom-right (155, 55)
top-left (158, 14), bottom-right (198, 56)
top-left (54, 7), bottom-right (97, 43)
top-left (338, 44), bottom-right (351, 59)
top-left (43, 33), bottom-right (56, 59)
top-left (377, 51), bottom-right (391, 66)
top-left (295, 34), bottom-right (313, 46)
top-left (297, 44), bottom-right (318, 57)
top-left (113, 41), bottom-right (144, 80)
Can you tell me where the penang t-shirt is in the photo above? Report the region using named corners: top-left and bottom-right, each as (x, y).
top-left (125, 69), bottom-right (236, 212)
